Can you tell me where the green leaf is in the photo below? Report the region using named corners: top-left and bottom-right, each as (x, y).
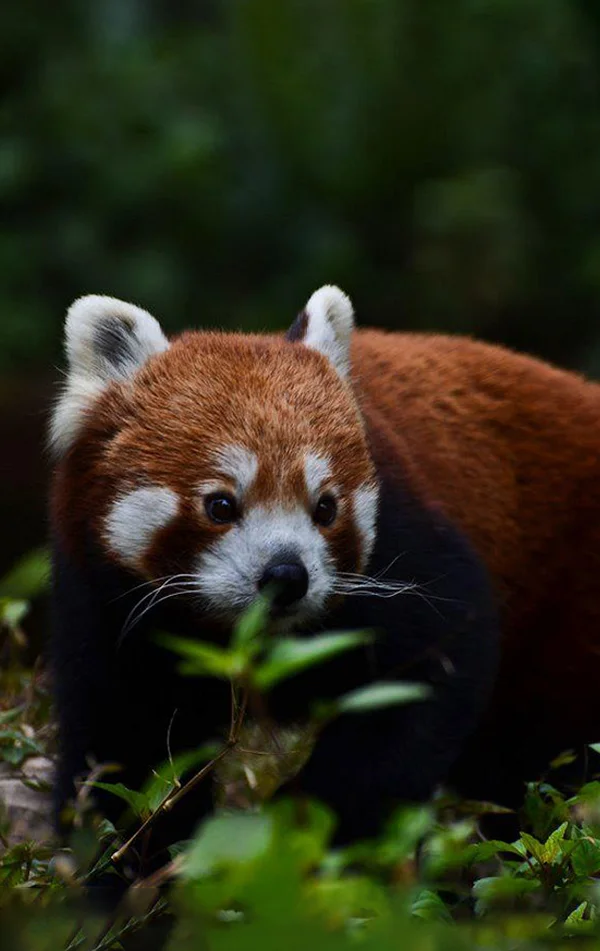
top-left (473, 875), bottom-right (541, 911)
top-left (550, 749), bottom-right (577, 769)
top-left (270, 798), bottom-right (335, 868)
top-left (381, 805), bottom-right (435, 863)
top-left (0, 707), bottom-right (23, 726)
top-left (571, 835), bottom-right (600, 877)
top-left (411, 888), bottom-right (453, 923)
top-left (520, 833), bottom-right (547, 864)
top-left (157, 633), bottom-right (245, 680)
top-left (565, 901), bottom-right (594, 934)
top-left (541, 821), bottom-right (569, 863)
top-left (0, 728), bottom-right (44, 765)
top-left (0, 598), bottom-right (28, 630)
top-left (254, 631), bottom-right (371, 691)
top-left (522, 780), bottom-right (568, 841)
top-left (143, 745), bottom-right (218, 812)
top-left (336, 681), bottom-right (430, 715)
top-left (470, 839), bottom-right (527, 862)
top-left (85, 781), bottom-right (151, 820)
top-left (182, 812), bottom-right (273, 881)
top-left (0, 549), bottom-right (50, 600)
top-left (232, 596), bottom-right (270, 653)
top-left (570, 781), bottom-right (600, 805)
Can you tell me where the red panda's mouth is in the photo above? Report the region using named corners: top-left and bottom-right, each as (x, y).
top-left (268, 603), bottom-right (295, 620)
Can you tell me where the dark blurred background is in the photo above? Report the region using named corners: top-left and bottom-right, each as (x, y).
top-left (3, 0), bottom-right (600, 572)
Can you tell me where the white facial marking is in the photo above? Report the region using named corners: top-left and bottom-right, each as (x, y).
top-left (195, 505), bottom-right (334, 625)
top-left (104, 486), bottom-right (179, 569)
top-left (50, 376), bottom-right (106, 456)
top-left (303, 285), bottom-right (354, 378)
top-left (212, 445), bottom-right (258, 496)
top-left (353, 484), bottom-right (379, 570)
top-left (304, 452), bottom-right (332, 499)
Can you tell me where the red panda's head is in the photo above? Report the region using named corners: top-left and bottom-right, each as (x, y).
top-left (50, 287), bottom-right (378, 629)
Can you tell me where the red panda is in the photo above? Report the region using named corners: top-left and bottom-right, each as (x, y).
top-left (49, 286), bottom-right (600, 854)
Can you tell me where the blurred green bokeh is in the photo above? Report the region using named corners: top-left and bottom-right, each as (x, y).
top-left (3, 0), bottom-right (600, 565)
top-left (4, 0), bottom-right (600, 372)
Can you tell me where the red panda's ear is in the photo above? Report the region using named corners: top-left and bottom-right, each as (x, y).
top-left (64, 295), bottom-right (169, 382)
top-left (49, 295), bottom-right (169, 455)
top-left (286, 285), bottom-right (355, 379)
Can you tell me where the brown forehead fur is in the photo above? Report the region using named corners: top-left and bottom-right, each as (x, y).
top-left (107, 331), bottom-right (373, 495)
top-left (51, 332), bottom-right (374, 568)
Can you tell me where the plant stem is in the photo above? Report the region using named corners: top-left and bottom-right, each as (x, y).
top-left (111, 688), bottom-right (249, 864)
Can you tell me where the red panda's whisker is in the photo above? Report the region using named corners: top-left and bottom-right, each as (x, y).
top-left (372, 553), bottom-right (407, 580)
top-left (111, 573), bottom-right (199, 603)
top-left (335, 583), bottom-right (412, 594)
top-left (333, 579), bottom-right (455, 617)
top-left (335, 574), bottom-right (416, 591)
top-left (334, 583), bottom-right (414, 595)
top-left (336, 554), bottom-right (407, 584)
top-left (120, 575), bottom-right (199, 639)
top-left (333, 589), bottom-right (410, 601)
top-left (122, 575), bottom-right (189, 622)
top-left (122, 588), bottom-right (198, 639)
top-left (336, 555), bottom-right (407, 585)
top-left (332, 579), bottom-right (420, 599)
top-left (119, 588), bottom-right (202, 646)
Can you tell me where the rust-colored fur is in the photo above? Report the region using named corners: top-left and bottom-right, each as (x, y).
top-left (353, 330), bottom-right (600, 756)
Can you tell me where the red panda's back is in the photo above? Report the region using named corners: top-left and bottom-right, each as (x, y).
top-left (352, 329), bottom-right (600, 744)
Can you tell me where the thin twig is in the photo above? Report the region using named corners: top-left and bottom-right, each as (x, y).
top-left (131, 855), bottom-right (183, 891)
top-left (161, 740), bottom-right (237, 815)
top-left (89, 897), bottom-right (169, 951)
top-left (236, 746), bottom-right (297, 757)
top-left (111, 688), bottom-right (249, 864)
top-left (165, 708), bottom-right (180, 788)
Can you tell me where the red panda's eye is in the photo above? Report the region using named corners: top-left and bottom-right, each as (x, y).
top-left (205, 493), bottom-right (239, 524)
top-left (313, 494), bottom-right (337, 528)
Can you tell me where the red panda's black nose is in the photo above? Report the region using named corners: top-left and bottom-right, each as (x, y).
top-left (258, 559), bottom-right (309, 608)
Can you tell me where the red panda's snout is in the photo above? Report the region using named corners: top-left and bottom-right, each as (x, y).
top-left (191, 489), bottom-right (340, 625)
top-left (94, 445), bottom-right (376, 629)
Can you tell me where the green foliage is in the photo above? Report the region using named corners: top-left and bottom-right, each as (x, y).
top-left (0, 549), bottom-right (50, 601)
top-left (87, 746), bottom-right (218, 821)
top-left (251, 631), bottom-right (371, 691)
top-left (3, 0), bottom-right (600, 373)
top-left (6, 558), bottom-right (600, 948)
top-left (0, 552), bottom-right (52, 768)
top-left (335, 681), bottom-right (430, 714)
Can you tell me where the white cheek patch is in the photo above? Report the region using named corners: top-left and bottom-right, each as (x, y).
top-left (353, 484), bottom-right (379, 570)
top-left (194, 506), bottom-right (335, 623)
top-left (212, 445), bottom-right (258, 496)
top-left (304, 452), bottom-right (332, 499)
top-left (104, 485), bottom-right (180, 570)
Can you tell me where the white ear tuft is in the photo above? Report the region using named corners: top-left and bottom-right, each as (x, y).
top-left (298, 285), bottom-right (355, 378)
top-left (65, 295), bottom-right (169, 382)
top-left (50, 295), bottom-right (169, 456)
